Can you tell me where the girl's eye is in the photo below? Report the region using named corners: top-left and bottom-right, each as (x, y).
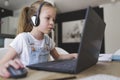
top-left (45, 17), bottom-right (55, 22)
top-left (46, 17), bottom-right (50, 20)
top-left (53, 19), bottom-right (55, 22)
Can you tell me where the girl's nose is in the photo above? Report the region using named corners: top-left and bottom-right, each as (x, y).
top-left (50, 20), bottom-right (54, 27)
top-left (50, 20), bottom-right (54, 25)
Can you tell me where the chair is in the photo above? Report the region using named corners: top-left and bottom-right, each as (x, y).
top-left (4, 38), bottom-right (14, 48)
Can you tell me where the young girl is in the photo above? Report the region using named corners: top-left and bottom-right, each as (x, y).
top-left (0, 0), bottom-right (77, 78)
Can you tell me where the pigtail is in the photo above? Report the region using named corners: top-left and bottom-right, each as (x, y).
top-left (16, 7), bottom-right (33, 35)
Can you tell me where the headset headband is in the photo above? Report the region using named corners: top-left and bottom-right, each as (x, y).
top-left (36, 2), bottom-right (47, 17)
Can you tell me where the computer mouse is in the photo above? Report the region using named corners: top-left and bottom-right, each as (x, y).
top-left (7, 66), bottom-right (28, 78)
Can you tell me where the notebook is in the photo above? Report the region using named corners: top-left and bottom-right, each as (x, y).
top-left (27, 7), bottom-right (106, 74)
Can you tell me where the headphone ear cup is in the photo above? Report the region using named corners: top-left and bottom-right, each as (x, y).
top-left (35, 17), bottom-right (40, 26)
top-left (31, 16), bottom-right (40, 26)
top-left (31, 16), bottom-right (37, 26)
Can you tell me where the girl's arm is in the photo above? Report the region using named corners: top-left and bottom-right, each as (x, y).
top-left (0, 47), bottom-right (17, 65)
top-left (0, 47), bottom-right (24, 78)
top-left (50, 48), bottom-right (60, 60)
top-left (50, 48), bottom-right (78, 60)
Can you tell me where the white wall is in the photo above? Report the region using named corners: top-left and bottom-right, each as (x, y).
top-left (14, 9), bottom-right (21, 17)
top-left (103, 2), bottom-right (120, 53)
top-left (1, 16), bottom-right (18, 35)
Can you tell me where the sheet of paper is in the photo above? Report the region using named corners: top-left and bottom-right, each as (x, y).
top-left (98, 54), bottom-right (113, 62)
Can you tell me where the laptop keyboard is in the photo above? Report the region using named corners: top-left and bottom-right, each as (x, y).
top-left (31, 59), bottom-right (77, 70)
top-left (27, 59), bottom-right (77, 73)
top-left (45, 59), bottom-right (77, 69)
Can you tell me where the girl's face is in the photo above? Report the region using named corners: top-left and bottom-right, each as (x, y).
top-left (37, 6), bottom-right (56, 34)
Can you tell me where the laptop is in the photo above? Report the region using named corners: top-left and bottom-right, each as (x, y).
top-left (27, 7), bottom-right (106, 74)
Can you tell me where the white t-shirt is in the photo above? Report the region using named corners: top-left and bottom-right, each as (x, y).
top-left (10, 32), bottom-right (55, 65)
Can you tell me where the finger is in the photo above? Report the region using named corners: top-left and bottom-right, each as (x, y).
top-left (8, 60), bottom-right (20, 69)
top-left (70, 54), bottom-right (77, 59)
top-left (75, 54), bottom-right (78, 58)
top-left (14, 59), bottom-right (24, 68)
top-left (4, 62), bottom-right (9, 68)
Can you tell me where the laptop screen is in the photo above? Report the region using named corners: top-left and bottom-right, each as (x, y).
top-left (76, 7), bottom-right (106, 72)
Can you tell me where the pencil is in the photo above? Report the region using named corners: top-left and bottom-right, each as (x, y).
top-left (53, 76), bottom-right (76, 80)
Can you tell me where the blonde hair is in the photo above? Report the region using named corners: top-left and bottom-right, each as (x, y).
top-left (16, 0), bottom-right (56, 35)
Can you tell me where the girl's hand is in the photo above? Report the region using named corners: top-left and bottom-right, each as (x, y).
top-left (70, 53), bottom-right (78, 59)
top-left (58, 53), bottom-right (78, 60)
top-left (0, 59), bottom-right (24, 78)
top-left (0, 64), bottom-right (10, 78)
